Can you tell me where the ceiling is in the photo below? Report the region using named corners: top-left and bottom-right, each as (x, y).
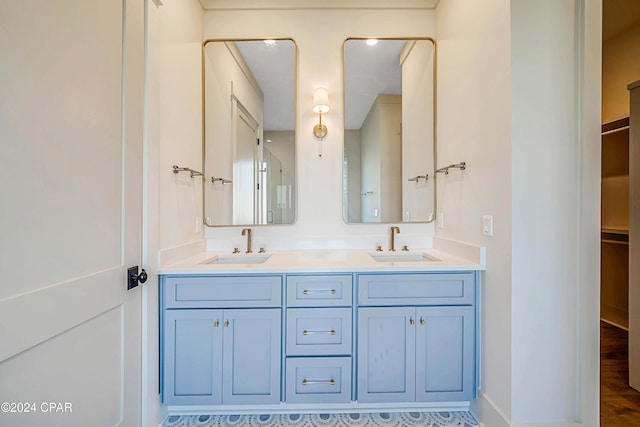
top-left (603, 0), bottom-right (640, 41)
top-left (234, 40), bottom-right (295, 131)
top-left (344, 40), bottom-right (405, 130)
top-left (234, 39), bottom-right (406, 132)
top-left (200, 0), bottom-right (439, 10)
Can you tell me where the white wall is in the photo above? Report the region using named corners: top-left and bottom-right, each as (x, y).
top-left (203, 7), bottom-right (437, 251)
top-left (402, 40), bottom-right (435, 222)
top-left (437, 0), bottom-right (601, 426)
top-left (435, 1), bottom-right (513, 424)
top-left (344, 129), bottom-right (362, 222)
top-left (511, 1), bottom-right (580, 422)
top-left (147, 0), bottom-right (205, 425)
top-left (151, 0), bottom-right (205, 252)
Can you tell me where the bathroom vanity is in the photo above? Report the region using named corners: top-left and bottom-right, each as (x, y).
top-left (159, 248), bottom-right (483, 413)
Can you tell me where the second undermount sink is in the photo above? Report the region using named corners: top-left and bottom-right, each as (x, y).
top-left (369, 251), bottom-right (440, 263)
top-left (200, 253), bottom-right (272, 265)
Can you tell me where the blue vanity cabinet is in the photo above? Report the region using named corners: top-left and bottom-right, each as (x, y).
top-left (161, 270), bottom-right (479, 409)
top-left (357, 307), bottom-right (416, 403)
top-left (284, 274), bottom-right (353, 403)
top-left (357, 273), bottom-right (476, 403)
top-left (162, 275), bottom-right (282, 405)
top-left (415, 306), bottom-right (475, 401)
top-left (163, 309), bottom-right (224, 405)
top-left (222, 308), bottom-right (281, 404)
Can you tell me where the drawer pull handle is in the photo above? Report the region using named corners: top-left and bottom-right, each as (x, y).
top-left (214, 320), bottom-right (219, 328)
top-left (302, 329), bottom-right (336, 336)
top-left (420, 317), bottom-right (425, 325)
top-left (410, 317), bottom-right (415, 326)
top-left (302, 289), bottom-right (337, 295)
top-left (302, 379), bottom-right (335, 386)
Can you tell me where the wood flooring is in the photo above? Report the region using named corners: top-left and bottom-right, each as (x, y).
top-left (601, 321), bottom-right (640, 426)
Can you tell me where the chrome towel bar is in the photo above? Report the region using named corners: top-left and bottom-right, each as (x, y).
top-left (408, 174), bottom-right (429, 182)
top-left (435, 162), bottom-right (466, 175)
top-left (212, 177), bottom-right (232, 184)
top-left (172, 165), bottom-right (204, 178)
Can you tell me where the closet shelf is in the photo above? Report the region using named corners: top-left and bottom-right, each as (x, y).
top-left (601, 227), bottom-right (629, 235)
top-left (602, 239), bottom-right (629, 246)
top-left (601, 117), bottom-right (629, 134)
top-left (601, 229), bottom-right (629, 245)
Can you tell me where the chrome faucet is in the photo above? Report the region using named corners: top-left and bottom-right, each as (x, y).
top-left (389, 226), bottom-right (400, 251)
top-left (241, 228), bottom-right (252, 253)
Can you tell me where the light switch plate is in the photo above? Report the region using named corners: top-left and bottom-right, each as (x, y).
top-left (482, 215), bottom-right (493, 237)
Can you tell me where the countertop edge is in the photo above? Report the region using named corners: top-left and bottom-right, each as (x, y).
top-left (156, 248), bottom-right (486, 275)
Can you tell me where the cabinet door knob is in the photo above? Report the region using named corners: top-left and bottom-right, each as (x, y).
top-left (224, 320), bottom-right (229, 328)
top-left (420, 317), bottom-right (425, 325)
top-left (409, 317), bottom-right (415, 326)
top-left (214, 320), bottom-right (219, 328)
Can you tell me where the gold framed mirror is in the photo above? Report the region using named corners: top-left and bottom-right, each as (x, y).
top-left (202, 38), bottom-right (297, 227)
top-left (342, 37), bottom-right (436, 224)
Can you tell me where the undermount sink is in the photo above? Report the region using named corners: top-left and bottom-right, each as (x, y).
top-left (200, 253), bottom-right (272, 265)
top-left (368, 251), bottom-right (440, 263)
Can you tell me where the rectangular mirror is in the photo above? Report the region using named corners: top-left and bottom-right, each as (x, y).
top-left (343, 38), bottom-right (435, 223)
top-left (203, 39), bottom-right (296, 226)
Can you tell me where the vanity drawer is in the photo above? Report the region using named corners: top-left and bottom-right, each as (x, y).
top-left (358, 272), bottom-right (475, 306)
top-left (286, 308), bottom-right (352, 356)
top-left (286, 275), bottom-right (352, 307)
top-left (285, 357), bottom-right (351, 403)
top-left (165, 275), bottom-right (282, 308)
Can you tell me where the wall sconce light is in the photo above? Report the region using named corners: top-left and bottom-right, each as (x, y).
top-left (312, 88), bottom-right (330, 139)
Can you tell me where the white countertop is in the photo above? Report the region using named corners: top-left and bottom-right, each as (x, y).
top-left (157, 247), bottom-right (485, 275)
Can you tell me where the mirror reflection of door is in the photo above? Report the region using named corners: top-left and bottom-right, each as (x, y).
top-left (263, 147), bottom-right (281, 224)
top-left (233, 101), bottom-right (260, 225)
top-left (203, 39), bottom-right (296, 227)
top-left (263, 132), bottom-right (295, 224)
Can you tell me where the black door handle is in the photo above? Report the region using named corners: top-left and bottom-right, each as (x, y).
top-left (127, 266), bottom-right (148, 290)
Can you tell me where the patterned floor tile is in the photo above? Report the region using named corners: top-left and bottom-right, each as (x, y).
top-left (163, 412), bottom-right (479, 427)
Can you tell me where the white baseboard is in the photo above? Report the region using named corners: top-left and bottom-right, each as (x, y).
top-left (470, 391), bottom-right (510, 427)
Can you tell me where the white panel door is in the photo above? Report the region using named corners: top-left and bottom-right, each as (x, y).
top-left (0, 1), bottom-right (144, 426)
top-left (233, 102), bottom-right (259, 225)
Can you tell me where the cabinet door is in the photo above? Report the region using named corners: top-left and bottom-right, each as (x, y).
top-left (357, 307), bottom-right (415, 403)
top-left (222, 308), bottom-right (281, 404)
top-left (163, 309), bottom-right (223, 405)
top-left (415, 306), bottom-right (475, 401)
